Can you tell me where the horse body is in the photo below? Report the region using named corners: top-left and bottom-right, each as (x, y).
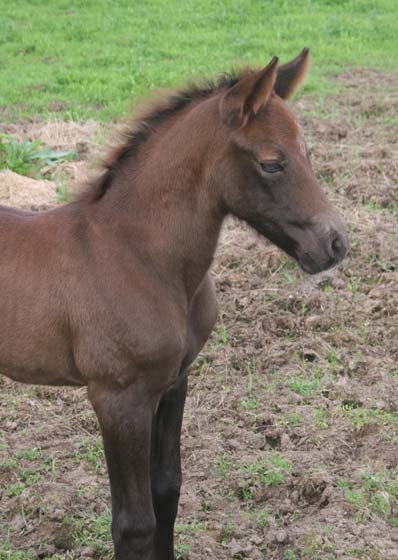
top-left (1, 49), bottom-right (348, 559)
top-left (0, 200), bottom-right (213, 389)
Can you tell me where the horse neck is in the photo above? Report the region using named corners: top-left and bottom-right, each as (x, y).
top-left (92, 96), bottom-right (225, 299)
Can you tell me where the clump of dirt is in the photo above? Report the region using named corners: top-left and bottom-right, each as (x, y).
top-left (1, 69), bottom-right (398, 560)
top-left (0, 120), bottom-right (100, 153)
top-left (0, 170), bottom-right (57, 210)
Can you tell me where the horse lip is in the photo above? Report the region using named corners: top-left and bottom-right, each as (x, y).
top-left (296, 251), bottom-right (335, 275)
top-left (298, 255), bottom-right (324, 274)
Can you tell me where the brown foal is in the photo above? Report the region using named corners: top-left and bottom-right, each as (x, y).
top-left (0, 49), bottom-right (348, 559)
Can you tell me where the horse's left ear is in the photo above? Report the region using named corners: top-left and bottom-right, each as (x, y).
top-left (274, 48), bottom-right (311, 99)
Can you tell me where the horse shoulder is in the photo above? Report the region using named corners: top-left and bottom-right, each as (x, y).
top-left (182, 274), bottom-right (218, 368)
top-left (71, 278), bottom-right (188, 390)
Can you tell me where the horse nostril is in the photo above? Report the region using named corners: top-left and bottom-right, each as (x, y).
top-left (331, 234), bottom-right (347, 260)
top-left (332, 237), bottom-right (343, 253)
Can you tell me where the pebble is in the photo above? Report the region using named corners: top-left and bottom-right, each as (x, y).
top-left (275, 529), bottom-right (288, 543)
top-left (79, 546), bottom-right (95, 558)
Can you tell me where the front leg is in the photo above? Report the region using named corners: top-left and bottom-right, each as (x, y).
top-left (151, 274), bottom-right (218, 559)
top-left (88, 382), bottom-right (156, 560)
top-left (151, 375), bottom-right (188, 559)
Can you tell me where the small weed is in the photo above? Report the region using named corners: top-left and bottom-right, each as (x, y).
top-left (71, 508), bottom-right (112, 558)
top-left (219, 522), bottom-right (234, 544)
top-left (241, 452), bottom-right (293, 492)
top-left (175, 520), bottom-right (205, 559)
top-left (226, 488), bottom-right (237, 501)
top-left (345, 546), bottom-right (367, 557)
top-left (288, 371), bottom-right (321, 397)
top-left (0, 546), bottom-right (36, 560)
top-left (209, 323), bottom-right (229, 349)
top-left (74, 437), bottom-right (104, 473)
top-left (340, 404), bottom-right (398, 429)
top-left (55, 180), bottom-right (74, 203)
top-left (297, 531), bottom-right (322, 557)
top-left (240, 357), bottom-right (259, 411)
top-left (7, 482), bottom-right (25, 497)
top-left (277, 411), bottom-right (300, 428)
top-left (240, 397), bottom-right (258, 411)
top-left (0, 134), bottom-right (76, 178)
top-left (337, 469), bottom-right (398, 526)
top-left (283, 548), bottom-right (297, 560)
top-left (215, 453), bottom-right (231, 480)
top-left (176, 520), bottom-right (205, 535)
top-left (175, 539), bottom-right (190, 560)
top-left (314, 406), bottom-right (330, 429)
top-left (192, 354), bottom-right (211, 376)
top-left (326, 350), bottom-right (339, 374)
top-left (256, 508), bottom-right (270, 529)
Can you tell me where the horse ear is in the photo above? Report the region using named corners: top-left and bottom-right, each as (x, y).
top-left (220, 56), bottom-right (278, 128)
top-left (274, 48), bottom-right (311, 100)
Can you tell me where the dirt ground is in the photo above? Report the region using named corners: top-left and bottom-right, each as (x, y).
top-left (1, 69), bottom-right (398, 560)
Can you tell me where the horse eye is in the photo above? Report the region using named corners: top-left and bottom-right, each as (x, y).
top-left (260, 161), bottom-right (283, 174)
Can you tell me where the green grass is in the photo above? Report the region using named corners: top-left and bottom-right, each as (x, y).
top-left (0, 135), bottom-right (76, 177)
top-left (0, 549), bottom-right (36, 560)
top-left (241, 451), bottom-right (293, 488)
top-left (339, 404), bottom-right (398, 430)
top-left (175, 520), bottom-right (206, 559)
top-left (1, 0), bottom-right (398, 121)
top-left (337, 469), bottom-right (398, 526)
top-left (74, 436), bottom-right (105, 473)
top-left (3, 447), bottom-right (58, 501)
top-left (255, 508), bottom-right (270, 529)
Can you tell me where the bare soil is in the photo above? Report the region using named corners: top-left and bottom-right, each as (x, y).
top-left (1, 69), bottom-right (398, 560)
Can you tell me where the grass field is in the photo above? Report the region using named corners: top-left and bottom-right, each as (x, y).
top-left (0, 0), bottom-right (398, 121)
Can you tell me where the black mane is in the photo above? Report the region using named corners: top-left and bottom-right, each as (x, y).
top-left (81, 72), bottom-right (241, 202)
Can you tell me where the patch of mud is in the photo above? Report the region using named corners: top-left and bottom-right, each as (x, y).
top-left (1, 68), bottom-right (398, 559)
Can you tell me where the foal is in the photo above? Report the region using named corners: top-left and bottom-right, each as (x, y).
top-left (0, 49), bottom-right (347, 559)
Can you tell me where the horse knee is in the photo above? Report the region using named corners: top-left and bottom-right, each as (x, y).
top-left (152, 478), bottom-right (181, 522)
top-left (153, 476), bottom-right (181, 500)
top-left (113, 512), bottom-right (156, 558)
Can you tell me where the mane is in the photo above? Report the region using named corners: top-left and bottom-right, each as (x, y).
top-left (79, 71), bottom-right (243, 203)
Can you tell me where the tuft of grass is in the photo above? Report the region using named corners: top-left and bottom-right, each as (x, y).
top-left (283, 549), bottom-right (297, 560)
top-left (240, 357), bottom-right (260, 411)
top-left (256, 508), bottom-right (270, 529)
top-left (0, 548), bottom-right (36, 560)
top-left (74, 436), bottom-right (105, 473)
top-left (313, 406), bottom-right (330, 429)
top-left (55, 180), bottom-right (75, 203)
top-left (337, 469), bottom-right (398, 526)
top-left (4, 447), bottom-right (58, 500)
top-left (218, 522), bottom-right (234, 544)
top-left (175, 520), bottom-right (206, 559)
top-left (215, 453), bottom-right (231, 480)
top-left (69, 508), bottom-right (113, 558)
top-left (0, 134), bottom-right (76, 178)
top-left (288, 369), bottom-right (321, 397)
top-left (241, 451), bottom-right (293, 488)
top-left (209, 323), bottom-right (229, 349)
top-left (339, 404), bottom-right (398, 430)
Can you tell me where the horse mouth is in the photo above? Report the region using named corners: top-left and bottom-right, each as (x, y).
top-left (296, 251), bottom-right (346, 275)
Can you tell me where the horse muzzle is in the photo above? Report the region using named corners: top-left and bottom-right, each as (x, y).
top-left (296, 226), bottom-right (349, 274)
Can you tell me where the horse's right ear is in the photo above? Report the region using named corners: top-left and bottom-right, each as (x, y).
top-left (220, 56), bottom-right (278, 129)
top-left (274, 48), bottom-right (311, 99)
